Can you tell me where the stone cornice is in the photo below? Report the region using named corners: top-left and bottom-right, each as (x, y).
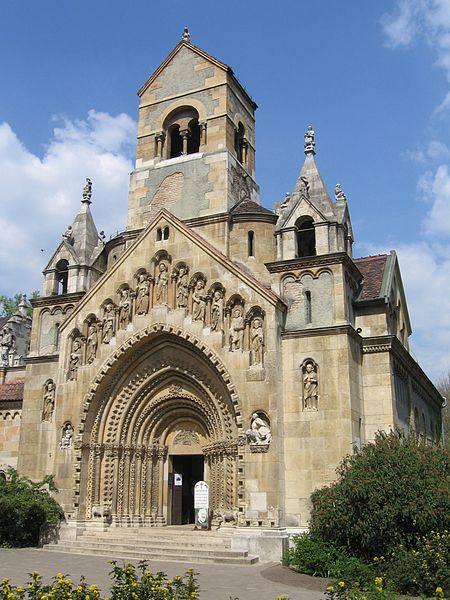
top-left (266, 252), bottom-right (363, 283)
top-left (281, 323), bottom-right (361, 340)
top-left (31, 292), bottom-right (85, 309)
top-left (24, 354), bottom-right (60, 365)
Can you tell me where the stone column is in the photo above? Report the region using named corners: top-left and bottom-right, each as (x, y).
top-left (155, 132), bottom-right (165, 159)
top-left (180, 129), bottom-right (191, 155)
top-left (199, 121), bottom-right (207, 147)
top-left (241, 138), bottom-right (249, 166)
top-left (156, 446), bottom-right (167, 525)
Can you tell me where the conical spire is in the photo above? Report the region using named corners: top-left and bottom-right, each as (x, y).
top-left (70, 178), bottom-right (101, 263)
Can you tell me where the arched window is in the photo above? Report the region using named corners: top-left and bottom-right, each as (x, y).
top-left (55, 259), bottom-right (69, 294)
top-left (295, 218), bottom-right (316, 257)
top-left (304, 290), bottom-right (312, 323)
top-left (164, 107), bottom-right (201, 159)
top-left (163, 226), bottom-right (169, 240)
top-left (248, 231), bottom-right (254, 257)
top-left (156, 228), bottom-right (162, 241)
top-left (235, 122), bottom-right (246, 164)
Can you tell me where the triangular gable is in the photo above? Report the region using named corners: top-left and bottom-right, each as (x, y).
top-left (43, 239), bottom-right (80, 272)
top-left (380, 251), bottom-right (412, 335)
top-left (60, 208), bottom-right (285, 331)
top-left (276, 193), bottom-right (328, 231)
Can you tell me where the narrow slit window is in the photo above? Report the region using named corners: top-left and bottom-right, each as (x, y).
top-left (248, 231), bottom-right (254, 257)
top-left (163, 226), bottom-right (169, 240)
top-left (305, 290), bottom-right (312, 323)
top-left (156, 228), bottom-right (162, 241)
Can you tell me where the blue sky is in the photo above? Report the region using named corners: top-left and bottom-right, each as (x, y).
top-left (1, 0), bottom-right (450, 381)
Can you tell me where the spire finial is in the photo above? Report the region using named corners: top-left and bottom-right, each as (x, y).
top-left (82, 177), bottom-right (92, 204)
top-left (304, 125), bottom-right (315, 155)
top-left (18, 294), bottom-right (28, 317)
top-left (182, 27), bottom-right (190, 42)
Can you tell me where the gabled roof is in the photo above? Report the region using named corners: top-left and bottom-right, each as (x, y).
top-left (231, 200), bottom-right (275, 215)
top-left (354, 255), bottom-right (388, 300)
top-left (0, 379), bottom-right (24, 402)
top-left (138, 38), bottom-right (257, 109)
top-left (294, 153), bottom-right (335, 219)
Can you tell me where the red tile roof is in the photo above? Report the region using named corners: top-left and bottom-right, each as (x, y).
top-left (0, 379), bottom-right (24, 402)
top-left (354, 255), bottom-right (388, 300)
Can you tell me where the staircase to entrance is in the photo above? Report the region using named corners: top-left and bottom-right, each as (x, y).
top-left (43, 525), bottom-right (259, 565)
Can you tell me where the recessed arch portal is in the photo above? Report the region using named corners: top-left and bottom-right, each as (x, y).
top-left (75, 325), bottom-right (244, 525)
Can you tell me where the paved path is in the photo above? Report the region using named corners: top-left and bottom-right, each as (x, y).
top-left (0, 549), bottom-right (326, 600)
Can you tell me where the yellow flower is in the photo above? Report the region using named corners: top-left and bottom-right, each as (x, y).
top-left (326, 585), bottom-right (334, 593)
top-left (16, 587), bottom-right (24, 593)
top-left (435, 587), bottom-right (444, 598)
top-left (374, 577), bottom-right (383, 586)
top-left (338, 581), bottom-right (345, 588)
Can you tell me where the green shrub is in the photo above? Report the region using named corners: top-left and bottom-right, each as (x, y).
top-left (288, 534), bottom-right (374, 584)
top-left (309, 430), bottom-right (450, 561)
top-left (0, 468), bottom-right (64, 547)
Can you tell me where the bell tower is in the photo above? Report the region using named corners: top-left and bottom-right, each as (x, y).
top-left (127, 29), bottom-right (259, 230)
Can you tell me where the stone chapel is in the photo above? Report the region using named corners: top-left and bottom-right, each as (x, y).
top-left (0, 31), bottom-right (443, 561)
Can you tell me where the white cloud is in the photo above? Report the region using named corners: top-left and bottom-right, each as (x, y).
top-left (382, 0), bottom-right (450, 85)
top-left (0, 112), bottom-right (136, 297)
top-left (420, 164), bottom-right (450, 235)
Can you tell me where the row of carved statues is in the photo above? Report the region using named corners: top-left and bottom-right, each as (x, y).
top-left (66, 260), bottom-right (266, 381)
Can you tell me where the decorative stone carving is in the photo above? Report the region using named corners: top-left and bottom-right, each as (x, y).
top-left (229, 307), bottom-right (245, 352)
top-left (302, 359), bottom-right (319, 411)
top-left (62, 225), bottom-right (74, 244)
top-left (211, 289), bottom-right (224, 332)
top-left (304, 125), bottom-right (315, 154)
top-left (175, 265), bottom-right (189, 309)
top-left (250, 317), bottom-right (264, 365)
top-left (192, 278), bottom-right (207, 322)
top-left (0, 326), bottom-right (15, 367)
top-left (298, 176), bottom-right (310, 197)
top-left (155, 261), bottom-right (169, 305)
top-left (246, 412), bottom-right (272, 446)
top-left (135, 273), bottom-right (150, 315)
top-left (335, 183), bottom-right (347, 202)
top-left (60, 422), bottom-right (74, 449)
top-left (82, 177), bottom-right (92, 203)
top-left (68, 338), bottom-right (82, 381)
top-left (42, 380), bottom-right (55, 422)
top-left (101, 302), bottom-right (116, 344)
top-left (118, 289), bottom-right (132, 329)
top-left (86, 323), bottom-right (98, 364)
top-left (173, 430), bottom-right (200, 445)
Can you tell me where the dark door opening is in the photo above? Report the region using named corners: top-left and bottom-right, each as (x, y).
top-left (171, 455), bottom-right (204, 525)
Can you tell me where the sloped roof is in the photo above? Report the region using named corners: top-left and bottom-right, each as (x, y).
top-left (0, 316), bottom-right (9, 330)
top-left (354, 255), bottom-right (388, 300)
top-left (0, 379), bottom-right (24, 402)
top-left (231, 200), bottom-right (275, 215)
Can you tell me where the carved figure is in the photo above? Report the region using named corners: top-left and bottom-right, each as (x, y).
top-left (229, 307), bottom-right (245, 351)
top-left (82, 177), bottom-right (92, 202)
top-left (86, 324), bottom-right (98, 364)
top-left (68, 338), bottom-right (82, 380)
top-left (155, 262), bottom-right (169, 305)
top-left (102, 303), bottom-right (116, 343)
top-left (118, 289), bottom-right (131, 328)
top-left (92, 505), bottom-right (111, 520)
top-left (42, 380), bottom-right (55, 422)
top-left (135, 274), bottom-right (150, 315)
top-left (299, 176), bottom-right (310, 196)
top-left (304, 125), bottom-right (315, 152)
top-left (62, 225), bottom-right (73, 243)
top-left (176, 266), bottom-right (189, 309)
top-left (335, 183), bottom-right (347, 202)
top-left (0, 326), bottom-right (15, 367)
top-left (192, 279), bottom-right (207, 322)
top-left (211, 289), bottom-right (224, 332)
top-left (60, 423), bottom-right (74, 449)
top-left (303, 361), bottom-right (318, 410)
top-left (251, 318), bottom-right (264, 365)
top-left (246, 413), bottom-right (272, 445)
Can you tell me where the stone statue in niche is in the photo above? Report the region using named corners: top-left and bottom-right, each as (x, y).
top-left (250, 317), bottom-right (264, 365)
top-left (60, 422), bottom-right (74, 449)
top-left (303, 360), bottom-right (319, 411)
top-left (135, 274), bottom-right (150, 315)
top-left (175, 266), bottom-right (189, 309)
top-left (118, 289), bottom-right (131, 329)
top-left (246, 413), bottom-right (272, 445)
top-left (155, 262), bottom-right (169, 305)
top-left (68, 338), bottom-right (82, 381)
top-left (86, 323), bottom-right (98, 364)
top-left (192, 279), bottom-right (207, 322)
top-left (229, 307), bottom-right (245, 351)
top-left (102, 302), bottom-right (116, 344)
top-left (42, 380), bottom-right (55, 422)
top-left (211, 289), bottom-right (224, 332)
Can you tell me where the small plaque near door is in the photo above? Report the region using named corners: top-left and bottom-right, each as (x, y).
top-left (194, 480), bottom-right (209, 529)
top-left (174, 473), bottom-right (183, 486)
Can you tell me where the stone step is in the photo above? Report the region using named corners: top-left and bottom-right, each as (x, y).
top-left (56, 539), bottom-right (242, 556)
top-left (79, 533), bottom-right (230, 547)
top-left (42, 543), bottom-right (258, 565)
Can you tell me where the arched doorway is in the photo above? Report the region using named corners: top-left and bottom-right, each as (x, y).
top-left (76, 329), bottom-right (243, 526)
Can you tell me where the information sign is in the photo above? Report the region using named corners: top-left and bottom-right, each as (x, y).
top-left (194, 480), bottom-right (209, 529)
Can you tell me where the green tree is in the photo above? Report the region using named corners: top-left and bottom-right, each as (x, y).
top-left (309, 430), bottom-right (450, 561)
top-left (0, 291), bottom-right (39, 317)
top-left (0, 468), bottom-right (64, 547)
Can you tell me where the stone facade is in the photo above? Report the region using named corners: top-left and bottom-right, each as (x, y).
top-left (0, 33), bottom-right (443, 560)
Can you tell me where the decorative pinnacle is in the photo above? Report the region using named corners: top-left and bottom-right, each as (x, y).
top-left (335, 183), bottom-right (347, 203)
top-left (182, 27), bottom-right (190, 42)
top-left (82, 177), bottom-right (92, 204)
top-left (304, 125), bottom-right (315, 155)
